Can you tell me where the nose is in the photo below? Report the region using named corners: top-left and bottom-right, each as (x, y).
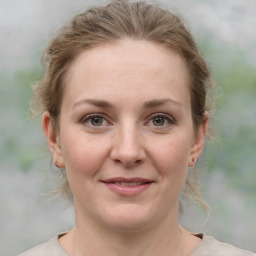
top-left (110, 123), bottom-right (146, 167)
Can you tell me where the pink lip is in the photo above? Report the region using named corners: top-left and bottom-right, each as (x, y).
top-left (101, 177), bottom-right (154, 196)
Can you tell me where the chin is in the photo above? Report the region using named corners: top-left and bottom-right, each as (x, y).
top-left (99, 203), bottom-right (157, 233)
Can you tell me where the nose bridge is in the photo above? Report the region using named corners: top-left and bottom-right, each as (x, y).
top-left (111, 118), bottom-right (145, 166)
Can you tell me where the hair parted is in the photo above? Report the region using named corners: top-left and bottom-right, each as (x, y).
top-left (31, 0), bottom-right (215, 211)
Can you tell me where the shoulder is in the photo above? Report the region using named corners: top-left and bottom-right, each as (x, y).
top-left (18, 234), bottom-right (68, 256)
top-left (18, 241), bottom-right (51, 256)
top-left (191, 233), bottom-right (256, 256)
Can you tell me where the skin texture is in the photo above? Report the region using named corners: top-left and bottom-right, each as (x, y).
top-left (43, 39), bottom-right (208, 256)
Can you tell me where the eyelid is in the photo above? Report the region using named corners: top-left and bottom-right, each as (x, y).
top-left (150, 113), bottom-right (175, 122)
top-left (150, 112), bottom-right (175, 120)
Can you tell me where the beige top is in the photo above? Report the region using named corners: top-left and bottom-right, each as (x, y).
top-left (19, 233), bottom-right (255, 256)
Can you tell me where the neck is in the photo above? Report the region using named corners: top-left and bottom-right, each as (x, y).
top-left (65, 206), bottom-right (182, 256)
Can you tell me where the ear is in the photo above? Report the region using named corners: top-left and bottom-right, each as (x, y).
top-left (188, 112), bottom-right (209, 167)
top-left (42, 111), bottom-right (65, 168)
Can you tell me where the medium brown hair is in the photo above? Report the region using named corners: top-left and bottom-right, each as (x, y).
top-left (31, 0), bottom-right (214, 210)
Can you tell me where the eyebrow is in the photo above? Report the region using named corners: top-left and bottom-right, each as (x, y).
top-left (143, 98), bottom-right (181, 108)
top-left (72, 98), bottom-right (181, 110)
top-left (72, 99), bottom-right (114, 109)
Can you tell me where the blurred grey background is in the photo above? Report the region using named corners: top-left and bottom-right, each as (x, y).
top-left (0, 0), bottom-right (255, 255)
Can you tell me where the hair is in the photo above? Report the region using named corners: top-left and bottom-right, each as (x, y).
top-left (31, 0), bottom-right (215, 211)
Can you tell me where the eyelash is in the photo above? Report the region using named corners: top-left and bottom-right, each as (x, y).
top-left (80, 113), bottom-right (175, 128)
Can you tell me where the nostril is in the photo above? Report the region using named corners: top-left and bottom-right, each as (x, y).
top-left (113, 156), bottom-right (143, 167)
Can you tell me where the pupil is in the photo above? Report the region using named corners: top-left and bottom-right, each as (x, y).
top-left (153, 117), bottom-right (164, 126)
top-left (91, 117), bottom-right (103, 126)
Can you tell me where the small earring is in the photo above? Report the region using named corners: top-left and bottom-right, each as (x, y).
top-left (55, 161), bottom-right (60, 168)
top-left (192, 157), bottom-right (197, 164)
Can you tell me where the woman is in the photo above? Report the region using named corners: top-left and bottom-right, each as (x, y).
top-left (19, 0), bottom-right (255, 255)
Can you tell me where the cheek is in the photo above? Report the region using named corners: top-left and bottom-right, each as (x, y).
top-left (60, 131), bottom-right (110, 180)
top-left (149, 133), bottom-right (192, 176)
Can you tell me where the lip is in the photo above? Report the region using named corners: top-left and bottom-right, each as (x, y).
top-left (101, 177), bottom-right (154, 196)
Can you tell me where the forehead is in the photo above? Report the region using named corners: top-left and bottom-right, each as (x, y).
top-left (67, 39), bottom-right (188, 77)
top-left (64, 39), bottom-right (190, 106)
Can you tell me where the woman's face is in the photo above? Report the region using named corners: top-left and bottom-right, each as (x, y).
top-left (44, 40), bottom-right (207, 232)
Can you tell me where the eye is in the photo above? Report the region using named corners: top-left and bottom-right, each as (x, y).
top-left (90, 116), bottom-right (104, 126)
top-left (147, 113), bottom-right (175, 127)
top-left (152, 116), bottom-right (166, 126)
top-left (81, 114), bottom-right (109, 127)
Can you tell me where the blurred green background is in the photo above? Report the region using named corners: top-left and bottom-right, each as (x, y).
top-left (0, 0), bottom-right (255, 255)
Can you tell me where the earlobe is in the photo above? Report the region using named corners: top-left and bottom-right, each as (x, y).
top-left (188, 112), bottom-right (209, 167)
top-left (42, 112), bottom-right (65, 168)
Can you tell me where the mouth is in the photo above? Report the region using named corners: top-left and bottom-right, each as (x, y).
top-left (101, 177), bottom-right (154, 196)
top-left (107, 181), bottom-right (150, 186)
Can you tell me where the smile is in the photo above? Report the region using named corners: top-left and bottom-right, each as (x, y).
top-left (101, 177), bottom-right (154, 196)
top-left (111, 181), bottom-right (146, 186)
